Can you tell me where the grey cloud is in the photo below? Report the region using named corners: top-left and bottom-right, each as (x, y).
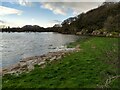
top-left (52, 20), bottom-right (62, 23)
top-left (17, 0), bottom-right (32, 6)
top-left (41, 2), bottom-right (68, 15)
top-left (47, 20), bottom-right (62, 27)
top-left (105, 0), bottom-right (120, 2)
top-left (2, 0), bottom-right (106, 3)
top-left (8, 0), bottom-right (33, 6)
top-left (41, 2), bottom-right (103, 15)
top-left (0, 20), bottom-right (5, 24)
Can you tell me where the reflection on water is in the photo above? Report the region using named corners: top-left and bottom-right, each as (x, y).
top-left (0, 32), bottom-right (80, 68)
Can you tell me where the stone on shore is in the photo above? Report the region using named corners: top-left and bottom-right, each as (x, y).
top-left (50, 56), bottom-right (57, 62)
top-left (2, 45), bottom-right (81, 76)
top-left (27, 64), bottom-right (34, 71)
top-left (38, 61), bottom-right (45, 65)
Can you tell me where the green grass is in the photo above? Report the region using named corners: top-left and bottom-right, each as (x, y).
top-left (2, 37), bottom-right (120, 88)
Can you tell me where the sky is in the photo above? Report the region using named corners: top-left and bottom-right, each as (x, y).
top-left (0, 0), bottom-right (119, 28)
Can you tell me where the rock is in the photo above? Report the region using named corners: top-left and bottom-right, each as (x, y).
top-left (92, 30), bottom-right (101, 35)
top-left (76, 45), bottom-right (80, 49)
top-left (110, 33), bottom-right (112, 36)
top-left (26, 60), bottom-right (34, 71)
top-left (119, 33), bottom-right (120, 37)
top-left (26, 60), bottom-right (33, 65)
top-left (40, 64), bottom-right (46, 68)
top-left (76, 32), bottom-right (82, 35)
top-left (40, 54), bottom-right (46, 58)
top-left (19, 67), bottom-right (27, 71)
top-left (19, 62), bottom-right (27, 68)
top-left (2, 64), bottom-right (20, 76)
top-left (27, 64), bottom-right (34, 71)
top-left (38, 62), bottom-right (46, 68)
top-left (32, 59), bottom-right (38, 64)
top-left (106, 33), bottom-right (112, 37)
top-left (103, 32), bottom-right (107, 35)
top-left (42, 58), bottom-right (47, 62)
top-left (38, 61), bottom-right (45, 66)
top-left (35, 58), bottom-right (43, 64)
top-left (10, 63), bottom-right (20, 71)
top-left (2, 69), bottom-right (8, 75)
top-left (6, 70), bottom-right (17, 75)
top-left (61, 52), bottom-right (65, 55)
top-left (0, 68), bottom-right (2, 76)
top-left (50, 56), bottom-right (56, 61)
top-left (56, 56), bottom-right (62, 60)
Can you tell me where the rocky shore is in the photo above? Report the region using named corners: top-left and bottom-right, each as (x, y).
top-left (1, 45), bottom-right (80, 76)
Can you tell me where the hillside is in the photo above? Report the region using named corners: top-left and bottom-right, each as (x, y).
top-left (51, 2), bottom-right (120, 36)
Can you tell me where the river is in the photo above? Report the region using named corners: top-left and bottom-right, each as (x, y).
top-left (0, 32), bottom-right (80, 68)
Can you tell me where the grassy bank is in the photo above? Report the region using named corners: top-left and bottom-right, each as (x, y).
top-left (2, 37), bottom-right (120, 88)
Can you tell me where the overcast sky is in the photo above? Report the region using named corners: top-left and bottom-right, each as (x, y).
top-left (0, 0), bottom-right (119, 28)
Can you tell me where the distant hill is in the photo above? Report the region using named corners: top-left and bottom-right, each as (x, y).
top-left (1, 25), bottom-right (46, 32)
top-left (21, 25), bottom-right (45, 32)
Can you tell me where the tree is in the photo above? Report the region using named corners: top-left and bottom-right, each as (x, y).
top-left (104, 16), bottom-right (115, 32)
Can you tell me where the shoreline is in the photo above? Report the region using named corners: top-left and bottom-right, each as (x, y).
top-left (2, 37), bottom-right (119, 88)
top-left (1, 45), bottom-right (80, 76)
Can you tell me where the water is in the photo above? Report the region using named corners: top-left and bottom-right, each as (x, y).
top-left (0, 32), bottom-right (80, 68)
